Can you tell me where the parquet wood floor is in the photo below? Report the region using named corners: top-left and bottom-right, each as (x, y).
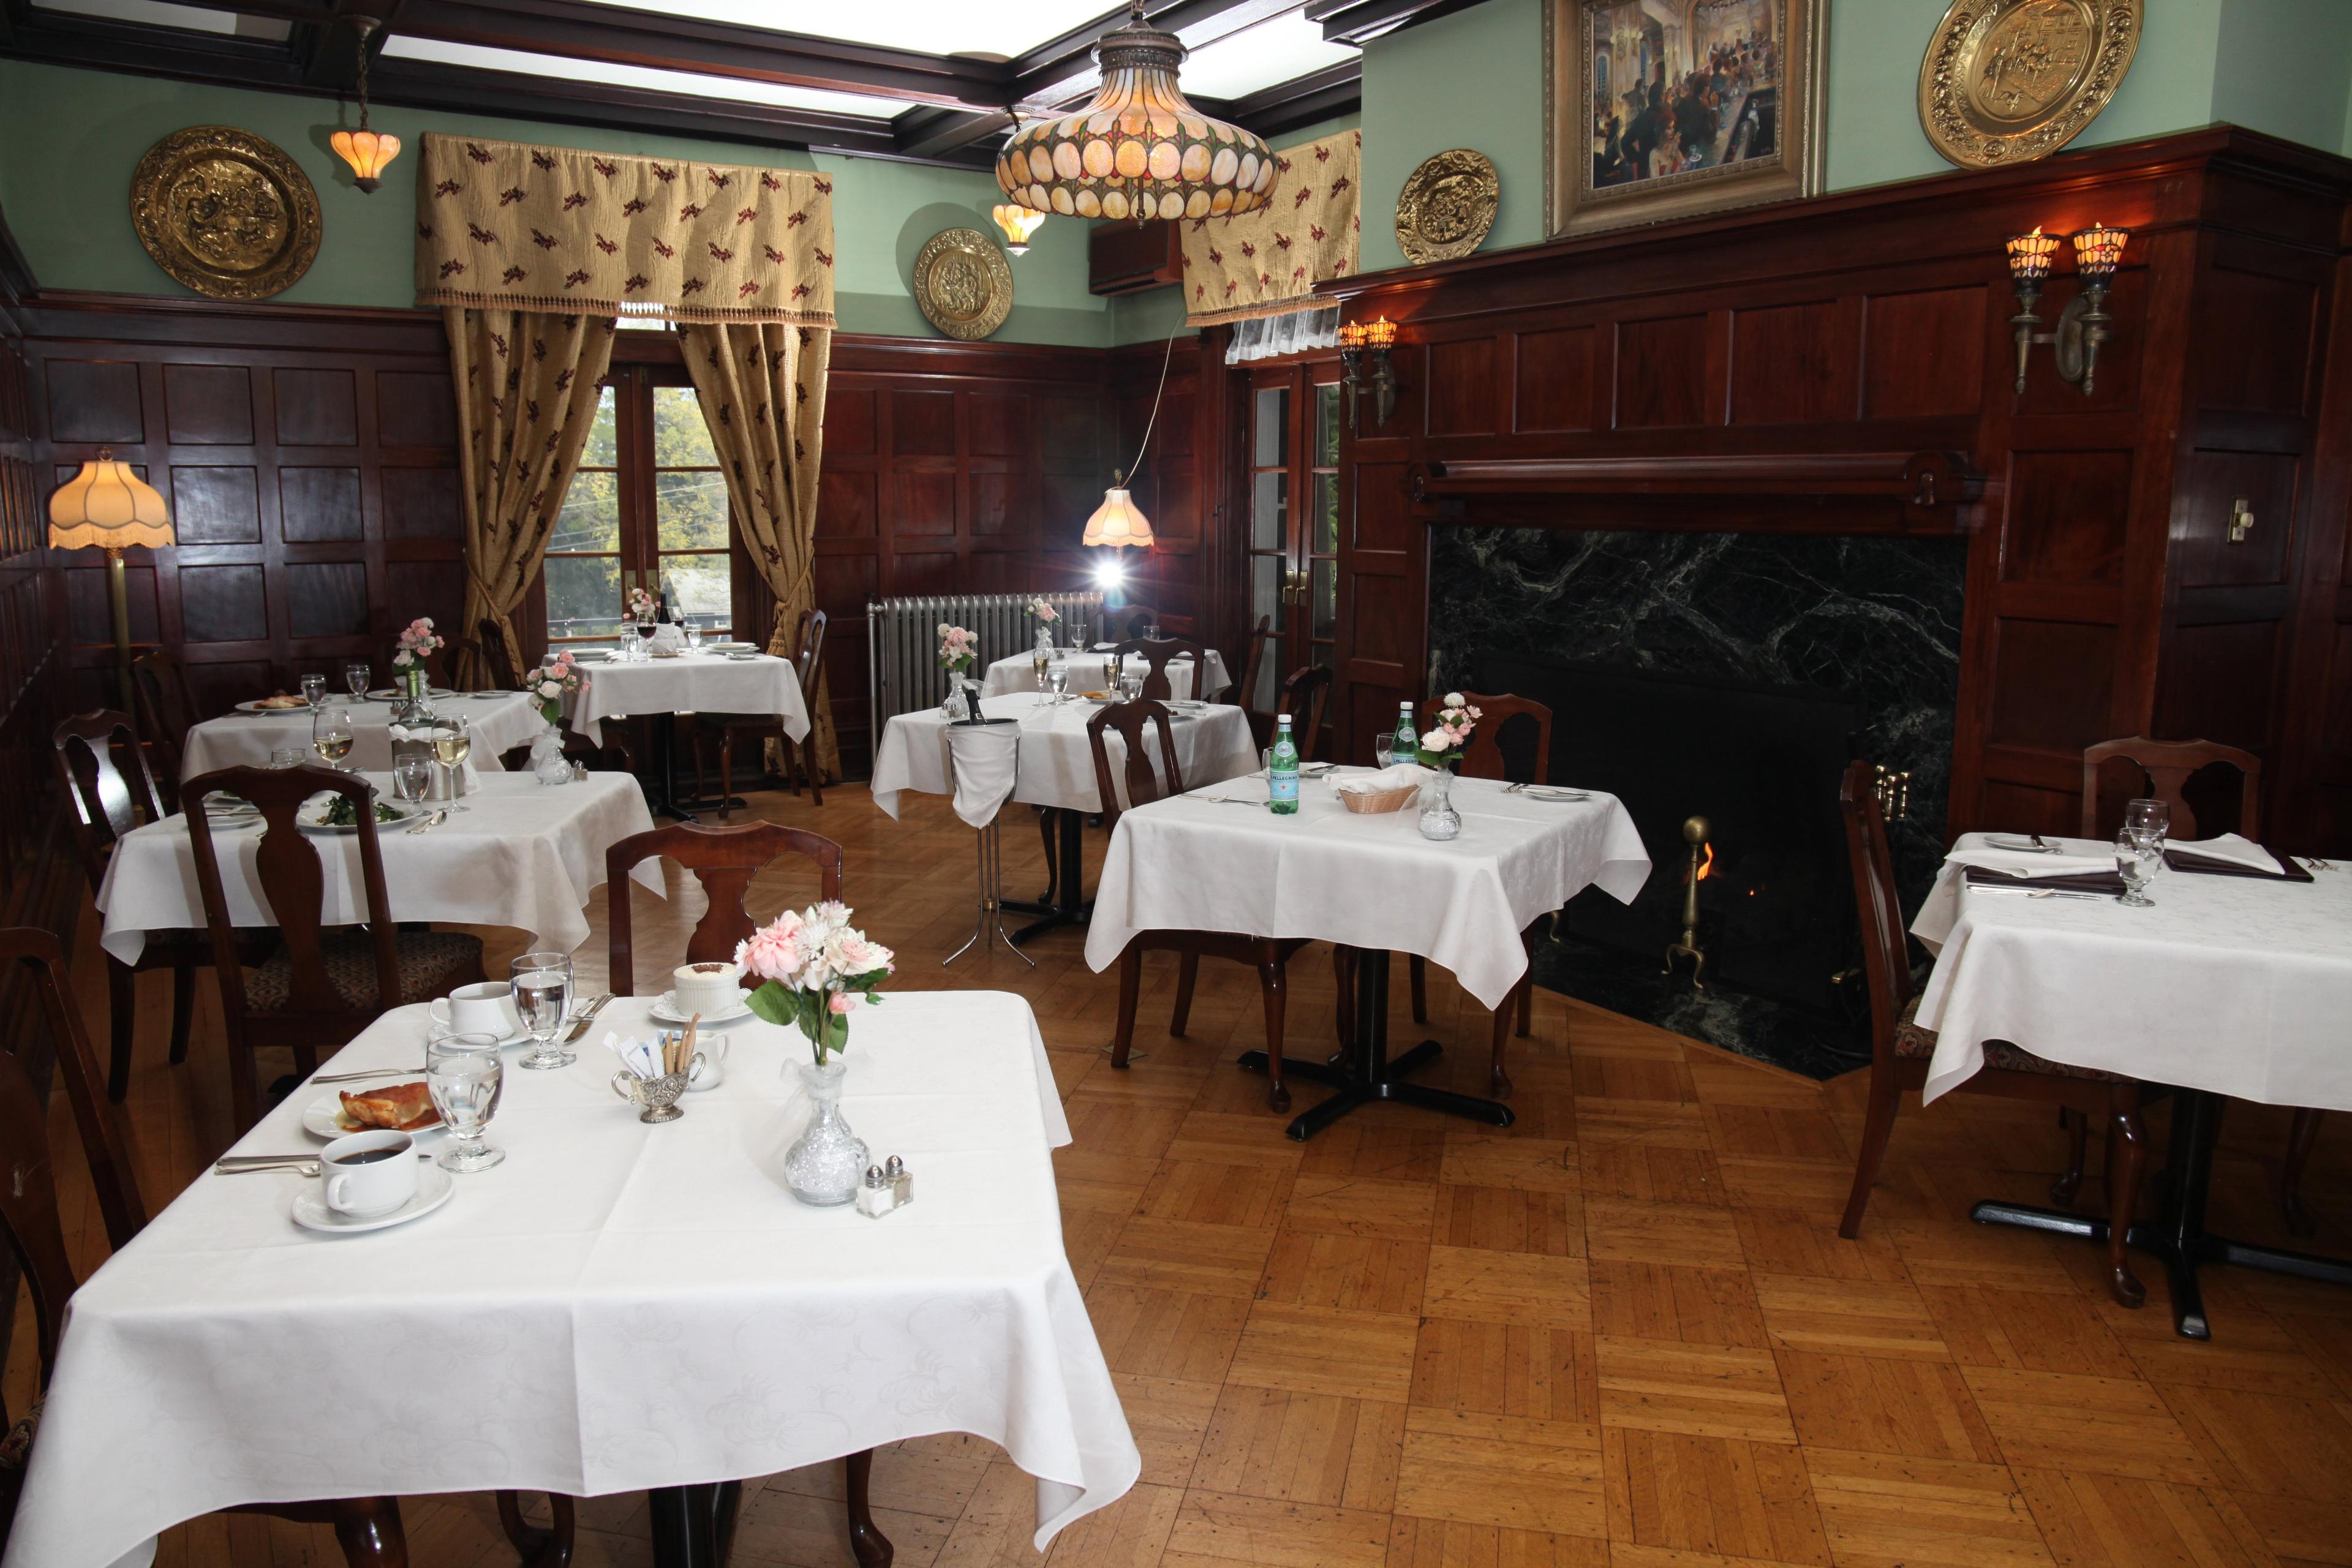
top-left (15, 783), bottom-right (2351, 1567)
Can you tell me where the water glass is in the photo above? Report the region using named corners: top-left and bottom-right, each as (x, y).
top-left (2116, 829), bottom-right (2162, 907)
top-left (300, 673), bottom-right (328, 708)
top-left (1048, 659), bottom-right (1070, 704)
top-left (269, 745), bottom-right (306, 769)
top-left (683, 619), bottom-right (703, 651)
top-left (427, 1033), bottom-right (505, 1172)
top-left (1144, 621), bottom-right (1163, 641)
top-left (311, 705), bottom-right (356, 769)
top-left (511, 951), bottom-right (575, 1070)
top-left (343, 662), bottom-right (370, 700)
top-left (2123, 797), bottom-right (2170, 843)
top-left (1374, 735), bottom-right (1395, 770)
top-left (1118, 670), bottom-right (1144, 703)
top-left (392, 755), bottom-right (432, 801)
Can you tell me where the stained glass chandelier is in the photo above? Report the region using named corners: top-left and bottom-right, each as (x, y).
top-left (994, 2), bottom-right (1277, 224)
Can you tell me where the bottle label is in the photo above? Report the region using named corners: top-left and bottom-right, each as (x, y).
top-left (1270, 768), bottom-right (1299, 804)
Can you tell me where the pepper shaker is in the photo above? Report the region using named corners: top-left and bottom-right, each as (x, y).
top-left (884, 1154), bottom-right (912, 1208)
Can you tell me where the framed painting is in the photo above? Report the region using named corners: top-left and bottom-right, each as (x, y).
top-left (1547, 0), bottom-right (1825, 238)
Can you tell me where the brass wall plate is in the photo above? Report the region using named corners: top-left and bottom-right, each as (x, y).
top-left (130, 126), bottom-right (322, 301)
top-left (913, 228), bottom-right (1014, 341)
top-left (1919, 0), bottom-right (2142, 169)
top-left (1395, 149), bottom-right (1500, 266)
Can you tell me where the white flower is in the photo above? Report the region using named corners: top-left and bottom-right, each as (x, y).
top-left (1421, 727), bottom-right (1453, 750)
top-left (937, 622), bottom-right (951, 636)
top-left (393, 650), bottom-right (412, 666)
top-left (538, 680), bottom-right (562, 699)
top-left (1443, 691), bottom-right (1464, 707)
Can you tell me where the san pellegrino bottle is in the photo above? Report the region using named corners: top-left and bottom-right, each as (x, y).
top-left (1269, 713), bottom-right (1300, 815)
top-left (1395, 701), bottom-right (1420, 767)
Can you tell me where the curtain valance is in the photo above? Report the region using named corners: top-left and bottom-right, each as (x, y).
top-left (414, 134), bottom-right (835, 326)
top-left (1180, 130), bottom-right (1359, 327)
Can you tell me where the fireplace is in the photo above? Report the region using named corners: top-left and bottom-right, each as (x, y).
top-left (1430, 526), bottom-right (1967, 1077)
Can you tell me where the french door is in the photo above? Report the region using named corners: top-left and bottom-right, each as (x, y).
top-left (1243, 361), bottom-right (1342, 745)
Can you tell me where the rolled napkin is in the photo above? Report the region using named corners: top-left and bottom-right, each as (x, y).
top-left (2163, 832), bottom-right (2282, 876)
top-left (1943, 845), bottom-right (2117, 879)
top-left (1334, 763), bottom-right (1430, 797)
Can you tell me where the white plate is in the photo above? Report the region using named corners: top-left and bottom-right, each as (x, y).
top-left (650, 989), bottom-right (754, 1026)
top-left (364, 686), bottom-right (456, 702)
top-left (303, 1090), bottom-right (447, 1144)
top-left (295, 796), bottom-right (427, 834)
top-left (292, 1163), bottom-right (454, 1234)
top-left (1981, 834), bottom-right (2059, 853)
top-left (234, 698), bottom-right (315, 715)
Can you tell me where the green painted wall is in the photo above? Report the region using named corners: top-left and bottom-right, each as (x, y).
top-left (0, 58), bottom-right (1112, 344)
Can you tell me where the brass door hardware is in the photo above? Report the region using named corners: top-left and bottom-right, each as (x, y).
top-left (2227, 497), bottom-right (2255, 544)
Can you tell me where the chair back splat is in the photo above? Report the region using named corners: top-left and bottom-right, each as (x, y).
top-left (2078, 735), bottom-right (2261, 842)
top-left (606, 821), bottom-right (845, 994)
top-left (1454, 692), bottom-right (1552, 786)
top-left (1086, 699), bottom-right (1183, 835)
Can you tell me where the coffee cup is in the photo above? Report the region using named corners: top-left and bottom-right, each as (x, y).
top-left (671, 962), bottom-right (744, 1018)
top-left (430, 981), bottom-right (521, 1039)
top-left (682, 1031), bottom-right (729, 1091)
top-left (320, 1130), bottom-right (419, 1218)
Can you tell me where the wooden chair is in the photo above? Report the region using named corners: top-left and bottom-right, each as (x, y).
top-left (130, 646), bottom-right (202, 806)
top-left (476, 616), bottom-right (523, 690)
top-left (1277, 665), bottom-right (1334, 763)
top-left (2077, 736), bottom-right (2324, 1232)
top-left (606, 820), bottom-right (844, 993)
top-left (1104, 603), bottom-right (1160, 642)
top-left (1838, 760), bottom-right (2150, 1307)
top-left (498, 722), bottom-right (633, 775)
top-left (1235, 613), bottom-right (1272, 747)
top-left (184, 764), bottom-right (486, 1133)
top-left (1108, 635), bottom-right (1212, 702)
top-left (693, 608), bottom-right (829, 813)
top-left (0, 927), bottom-right (417, 1564)
top-left (1376, 691), bottom-right (1550, 1096)
top-left (1088, 700), bottom-right (1313, 1111)
top-left (52, 711), bottom-right (263, 1102)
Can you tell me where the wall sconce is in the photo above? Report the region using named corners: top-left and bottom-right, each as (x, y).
top-left (1337, 316), bottom-right (1398, 434)
top-left (2006, 221), bottom-right (2128, 396)
top-left (991, 203), bottom-right (1045, 257)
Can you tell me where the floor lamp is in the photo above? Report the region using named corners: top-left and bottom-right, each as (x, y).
top-left (50, 450), bottom-right (174, 712)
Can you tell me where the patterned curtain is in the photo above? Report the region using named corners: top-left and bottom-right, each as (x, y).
top-left (1180, 129), bottom-right (1360, 327)
top-left (678, 321), bottom-right (839, 781)
top-left (445, 308), bottom-right (617, 688)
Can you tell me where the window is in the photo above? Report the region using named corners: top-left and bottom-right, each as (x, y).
top-left (1245, 364), bottom-right (1341, 726)
top-left (543, 366), bottom-right (736, 644)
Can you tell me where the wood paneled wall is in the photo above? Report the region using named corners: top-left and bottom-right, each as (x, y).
top-left (1324, 127), bottom-right (2352, 854)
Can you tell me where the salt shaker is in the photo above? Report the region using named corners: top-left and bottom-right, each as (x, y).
top-left (884, 1154), bottom-right (913, 1208)
top-left (856, 1165), bottom-right (894, 1218)
top-left (570, 760), bottom-right (589, 783)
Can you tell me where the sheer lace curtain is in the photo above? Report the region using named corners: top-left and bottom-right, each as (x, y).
top-left (1225, 304), bottom-right (1340, 364)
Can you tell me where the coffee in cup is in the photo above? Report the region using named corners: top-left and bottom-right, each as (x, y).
top-left (430, 981), bottom-right (522, 1039)
top-left (320, 1129), bottom-right (419, 1218)
top-left (671, 962), bottom-right (744, 1017)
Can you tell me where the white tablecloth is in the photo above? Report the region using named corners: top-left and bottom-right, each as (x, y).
top-left (870, 692), bottom-right (1257, 820)
top-left (1084, 771), bottom-right (1653, 1009)
top-left (182, 694), bottom-right (545, 778)
top-left (4, 990), bottom-right (1137, 1568)
top-left (979, 647), bottom-right (1231, 703)
top-left (96, 772), bottom-right (662, 966)
top-left (566, 650), bottom-right (809, 740)
top-left (1910, 833), bottom-right (2352, 1109)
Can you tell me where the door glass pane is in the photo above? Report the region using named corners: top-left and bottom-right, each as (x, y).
top-left (1253, 554), bottom-right (1283, 624)
top-left (1253, 387), bottom-right (1289, 466)
top-left (580, 385), bottom-right (618, 467)
top-left (660, 552), bottom-right (732, 631)
top-left (550, 472), bottom-right (619, 554)
top-left (1251, 471), bottom-right (1287, 551)
top-left (545, 554), bottom-right (619, 642)
top-left (1313, 473), bottom-right (1338, 555)
top-left (1311, 558), bottom-right (1335, 639)
top-left (652, 385), bottom-right (718, 467)
top-left (655, 469), bottom-right (730, 552)
top-left (1316, 384), bottom-right (1340, 466)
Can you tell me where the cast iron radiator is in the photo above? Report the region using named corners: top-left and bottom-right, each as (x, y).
top-left (866, 592), bottom-right (1104, 726)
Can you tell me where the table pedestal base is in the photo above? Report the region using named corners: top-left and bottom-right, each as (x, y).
top-left (649, 1451), bottom-right (893, 1567)
top-left (1238, 948), bottom-right (1513, 1141)
top-left (1004, 806), bottom-right (1091, 945)
top-left (1972, 1089), bottom-right (2352, 1340)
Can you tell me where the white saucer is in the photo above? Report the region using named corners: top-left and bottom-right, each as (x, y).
top-left (292, 1164), bottom-right (454, 1234)
top-left (303, 1091), bottom-right (447, 1144)
top-left (650, 990), bottom-right (753, 1026)
top-left (233, 698), bottom-right (314, 715)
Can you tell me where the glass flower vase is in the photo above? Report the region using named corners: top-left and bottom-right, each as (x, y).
top-left (1418, 765), bottom-right (1462, 842)
top-left (782, 1055), bottom-right (869, 1206)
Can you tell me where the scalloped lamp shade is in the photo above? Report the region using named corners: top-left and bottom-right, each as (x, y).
top-left (48, 457), bottom-right (173, 552)
top-left (332, 127), bottom-right (402, 192)
top-left (1081, 486), bottom-right (1154, 549)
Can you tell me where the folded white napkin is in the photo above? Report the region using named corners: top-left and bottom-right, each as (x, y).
top-left (2166, 832), bottom-right (2281, 874)
top-left (1944, 846), bottom-right (2116, 878)
top-left (1334, 763), bottom-right (1429, 797)
top-left (943, 723), bottom-right (1020, 829)
top-left (649, 622), bottom-right (687, 652)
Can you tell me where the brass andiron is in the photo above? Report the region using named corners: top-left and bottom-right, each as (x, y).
top-left (1872, 765), bottom-right (1911, 821)
top-left (1662, 815), bottom-right (1711, 990)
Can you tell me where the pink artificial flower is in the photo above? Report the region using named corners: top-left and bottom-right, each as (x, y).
top-left (735, 911), bottom-right (807, 983)
top-left (828, 992), bottom-right (861, 1016)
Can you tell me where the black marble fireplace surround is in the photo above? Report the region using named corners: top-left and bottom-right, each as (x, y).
top-left (1427, 526), bottom-right (1968, 1078)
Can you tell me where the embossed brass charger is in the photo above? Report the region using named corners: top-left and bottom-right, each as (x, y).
top-left (1395, 149), bottom-right (1499, 266)
top-left (913, 228), bottom-right (1014, 341)
top-left (1919, 0), bottom-right (2142, 169)
top-left (130, 126), bottom-right (322, 300)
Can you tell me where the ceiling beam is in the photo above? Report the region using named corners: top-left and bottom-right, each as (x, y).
top-left (1198, 59), bottom-right (1360, 138)
top-left (296, 0), bottom-right (396, 90)
top-left (1307, 0), bottom-right (1485, 46)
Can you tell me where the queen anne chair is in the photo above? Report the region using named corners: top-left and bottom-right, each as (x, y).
top-left (1107, 634), bottom-right (1213, 703)
top-left (606, 820), bottom-right (844, 993)
top-left (130, 646), bottom-right (203, 808)
top-left (693, 608), bottom-right (829, 812)
top-left (1838, 760), bottom-right (2151, 1306)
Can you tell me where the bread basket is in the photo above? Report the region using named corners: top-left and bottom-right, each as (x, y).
top-left (1338, 782), bottom-right (1420, 815)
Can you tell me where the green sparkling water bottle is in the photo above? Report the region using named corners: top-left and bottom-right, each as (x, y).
top-left (1268, 713), bottom-right (1300, 815)
top-left (1394, 701), bottom-right (1420, 767)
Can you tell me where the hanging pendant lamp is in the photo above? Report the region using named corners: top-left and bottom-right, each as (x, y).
top-left (995, 2), bottom-right (1277, 224)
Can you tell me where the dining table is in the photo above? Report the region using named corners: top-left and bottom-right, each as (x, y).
top-left (1, 989), bottom-right (1139, 1568)
top-left (563, 648), bottom-right (809, 821)
top-left (96, 771), bottom-right (661, 967)
top-left (1912, 832), bottom-right (2352, 1338)
top-left (180, 691), bottom-right (546, 777)
top-left (872, 691), bottom-right (1258, 944)
top-left (1084, 767), bottom-right (1651, 1139)
top-left (978, 645), bottom-right (1232, 703)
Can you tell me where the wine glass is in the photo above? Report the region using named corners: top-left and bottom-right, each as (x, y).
top-left (2116, 829), bottom-right (2162, 907)
top-left (300, 673), bottom-right (328, 709)
top-left (511, 951), bottom-right (575, 1071)
top-left (432, 717), bottom-right (473, 809)
top-left (311, 704), bottom-right (356, 770)
top-left (426, 1033), bottom-right (506, 1172)
top-left (343, 662), bottom-right (371, 701)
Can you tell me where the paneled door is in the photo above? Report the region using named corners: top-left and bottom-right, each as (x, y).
top-left (1243, 361), bottom-right (1341, 751)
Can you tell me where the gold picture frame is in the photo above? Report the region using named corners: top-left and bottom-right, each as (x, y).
top-left (912, 228), bottom-right (1014, 341)
top-left (1918, 0), bottom-right (2141, 170)
top-left (130, 126), bottom-right (322, 301)
top-left (1545, 0), bottom-right (1825, 239)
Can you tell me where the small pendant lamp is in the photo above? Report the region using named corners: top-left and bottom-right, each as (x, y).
top-left (330, 17), bottom-right (402, 193)
top-left (1083, 334), bottom-right (1177, 585)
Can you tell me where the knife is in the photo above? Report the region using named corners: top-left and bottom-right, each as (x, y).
top-left (563, 992), bottom-right (616, 1042)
